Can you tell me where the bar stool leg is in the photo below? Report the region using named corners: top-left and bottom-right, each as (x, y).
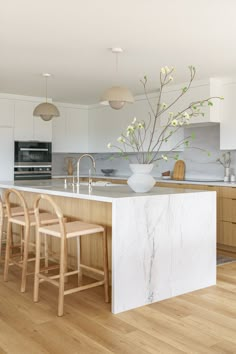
top-left (0, 212), bottom-right (4, 262)
top-left (58, 236), bottom-right (66, 317)
top-left (20, 226), bottom-right (24, 260)
top-left (21, 225), bottom-right (30, 293)
top-left (4, 220), bottom-right (12, 281)
top-left (44, 234), bottom-right (49, 273)
top-left (34, 228), bottom-right (41, 303)
top-left (102, 230), bottom-right (109, 303)
top-left (76, 237), bottom-right (82, 285)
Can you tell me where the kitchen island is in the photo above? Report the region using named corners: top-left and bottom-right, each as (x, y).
top-left (0, 180), bottom-right (216, 314)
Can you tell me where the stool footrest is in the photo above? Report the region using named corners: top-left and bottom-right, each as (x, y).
top-left (64, 280), bottom-right (105, 296)
top-left (79, 263), bottom-right (104, 276)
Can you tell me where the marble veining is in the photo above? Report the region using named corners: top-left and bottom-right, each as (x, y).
top-left (112, 191), bottom-right (216, 314)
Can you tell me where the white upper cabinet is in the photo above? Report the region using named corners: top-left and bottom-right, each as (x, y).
top-left (0, 127), bottom-right (14, 180)
top-left (88, 100), bottom-right (149, 153)
top-left (160, 79), bottom-right (222, 127)
top-left (14, 100), bottom-right (52, 141)
top-left (52, 105), bottom-right (88, 153)
top-left (88, 96), bottom-right (184, 153)
top-left (0, 99), bottom-right (14, 126)
top-left (220, 81), bottom-right (236, 149)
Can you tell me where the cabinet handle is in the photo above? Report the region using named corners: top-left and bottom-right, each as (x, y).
top-left (232, 222), bottom-right (236, 225)
top-left (232, 199), bottom-right (236, 201)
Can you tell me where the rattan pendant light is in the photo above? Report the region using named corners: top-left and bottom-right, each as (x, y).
top-left (100, 48), bottom-right (134, 110)
top-left (33, 73), bottom-right (60, 121)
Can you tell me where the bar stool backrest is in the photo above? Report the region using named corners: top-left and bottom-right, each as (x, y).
top-left (4, 189), bottom-right (30, 225)
top-left (34, 194), bottom-right (66, 238)
top-left (0, 196), bottom-right (4, 227)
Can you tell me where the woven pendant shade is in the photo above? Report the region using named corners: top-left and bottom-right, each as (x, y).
top-left (33, 102), bottom-right (60, 121)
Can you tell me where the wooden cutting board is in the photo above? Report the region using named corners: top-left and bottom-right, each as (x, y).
top-left (173, 160), bottom-right (185, 180)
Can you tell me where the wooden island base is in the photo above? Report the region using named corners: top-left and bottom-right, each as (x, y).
top-left (9, 190), bottom-right (112, 282)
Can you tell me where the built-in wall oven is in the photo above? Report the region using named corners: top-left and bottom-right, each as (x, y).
top-left (14, 141), bottom-right (52, 180)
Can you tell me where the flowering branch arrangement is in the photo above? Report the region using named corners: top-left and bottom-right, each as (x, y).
top-left (107, 66), bottom-right (223, 164)
top-left (216, 151), bottom-right (231, 168)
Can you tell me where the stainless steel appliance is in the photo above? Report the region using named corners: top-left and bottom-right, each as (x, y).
top-left (14, 141), bottom-right (52, 180)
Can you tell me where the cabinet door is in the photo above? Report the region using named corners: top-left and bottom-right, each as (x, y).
top-left (88, 98), bottom-right (184, 153)
top-left (65, 108), bottom-right (88, 152)
top-left (218, 221), bottom-right (236, 247)
top-left (52, 106), bottom-right (88, 153)
top-left (52, 106), bottom-right (67, 152)
top-left (88, 104), bottom-right (136, 153)
top-left (0, 99), bottom-right (14, 126)
top-left (220, 83), bottom-right (236, 149)
top-left (0, 127), bottom-right (14, 180)
top-left (14, 101), bottom-right (34, 140)
top-left (14, 100), bottom-right (52, 141)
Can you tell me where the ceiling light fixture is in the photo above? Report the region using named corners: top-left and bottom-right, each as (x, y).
top-left (100, 48), bottom-right (134, 110)
top-left (33, 73), bottom-right (60, 121)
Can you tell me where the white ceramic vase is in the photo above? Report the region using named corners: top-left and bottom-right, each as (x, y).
top-left (127, 164), bottom-right (156, 193)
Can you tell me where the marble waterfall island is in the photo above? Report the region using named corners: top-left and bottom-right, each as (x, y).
top-left (0, 180), bottom-right (216, 314)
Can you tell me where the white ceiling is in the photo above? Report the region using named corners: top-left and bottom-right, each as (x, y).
top-left (1, 0), bottom-right (235, 105)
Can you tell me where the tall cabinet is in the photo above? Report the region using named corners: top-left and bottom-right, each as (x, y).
top-left (52, 103), bottom-right (88, 153)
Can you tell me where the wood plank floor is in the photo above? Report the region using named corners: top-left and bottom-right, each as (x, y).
top-left (0, 263), bottom-right (236, 354)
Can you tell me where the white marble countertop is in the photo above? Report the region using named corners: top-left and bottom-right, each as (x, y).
top-left (53, 174), bottom-right (236, 187)
top-left (0, 180), bottom-right (210, 203)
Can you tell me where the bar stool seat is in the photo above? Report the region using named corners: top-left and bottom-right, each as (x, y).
top-left (34, 194), bottom-right (109, 316)
top-left (4, 189), bottom-right (59, 293)
top-left (38, 221), bottom-right (104, 238)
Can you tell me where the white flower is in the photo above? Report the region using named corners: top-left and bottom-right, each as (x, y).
top-left (183, 112), bottom-right (190, 119)
top-left (161, 67), bottom-right (166, 74)
top-left (138, 123), bottom-right (144, 129)
top-left (127, 125), bottom-right (134, 131)
top-left (171, 119), bottom-right (178, 126)
top-left (179, 121), bottom-right (184, 126)
top-left (169, 76), bottom-right (174, 81)
top-left (107, 143), bottom-right (112, 149)
top-left (164, 66), bottom-right (170, 73)
top-left (132, 117), bottom-right (137, 124)
top-left (117, 136), bottom-right (125, 143)
top-left (162, 155), bottom-right (168, 161)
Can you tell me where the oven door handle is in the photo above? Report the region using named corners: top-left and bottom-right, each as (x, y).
top-left (19, 148), bottom-right (49, 151)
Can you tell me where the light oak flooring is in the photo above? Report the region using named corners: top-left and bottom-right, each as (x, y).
top-left (0, 263), bottom-right (236, 354)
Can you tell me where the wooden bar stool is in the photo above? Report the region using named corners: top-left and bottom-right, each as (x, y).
top-left (4, 189), bottom-right (59, 293)
top-left (33, 194), bottom-right (109, 317)
top-left (0, 195), bottom-right (34, 263)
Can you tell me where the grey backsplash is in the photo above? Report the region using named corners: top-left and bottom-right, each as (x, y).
top-left (52, 125), bottom-right (236, 179)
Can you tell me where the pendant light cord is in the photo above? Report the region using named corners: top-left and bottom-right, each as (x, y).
top-left (45, 76), bottom-right (48, 102)
top-left (115, 52), bottom-right (119, 83)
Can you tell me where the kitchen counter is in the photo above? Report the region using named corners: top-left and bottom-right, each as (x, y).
top-left (0, 180), bottom-right (216, 314)
top-left (0, 179), bottom-right (209, 203)
top-left (53, 174), bottom-right (236, 187)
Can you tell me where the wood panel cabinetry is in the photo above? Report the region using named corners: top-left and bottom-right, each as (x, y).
top-left (218, 187), bottom-right (236, 251)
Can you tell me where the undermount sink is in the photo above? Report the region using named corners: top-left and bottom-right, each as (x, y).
top-left (79, 181), bottom-right (121, 187)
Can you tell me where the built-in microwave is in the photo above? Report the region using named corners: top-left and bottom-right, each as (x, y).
top-left (14, 141), bottom-right (52, 180)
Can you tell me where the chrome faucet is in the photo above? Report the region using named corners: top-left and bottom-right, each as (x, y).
top-left (76, 154), bottom-right (96, 186)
